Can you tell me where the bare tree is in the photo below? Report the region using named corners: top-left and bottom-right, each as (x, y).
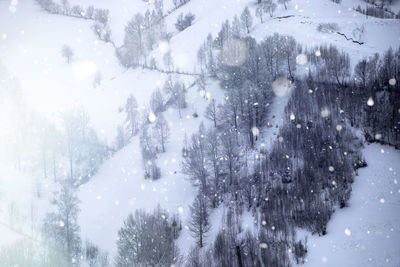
top-left (188, 194), bottom-right (211, 248)
top-left (164, 79), bottom-right (187, 118)
top-left (150, 89), bottom-right (166, 114)
top-left (124, 94), bottom-right (139, 137)
top-left (182, 123), bottom-right (209, 193)
top-left (61, 44), bottom-right (74, 64)
top-left (205, 99), bottom-right (219, 128)
top-left (140, 125), bottom-right (161, 180)
top-left (240, 7), bottom-right (253, 34)
top-left (152, 114), bottom-right (170, 153)
top-left (42, 182), bottom-right (81, 266)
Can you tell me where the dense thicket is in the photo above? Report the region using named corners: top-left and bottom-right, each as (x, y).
top-left (115, 207), bottom-right (181, 267)
top-left (345, 47), bottom-right (399, 147)
top-left (355, 0), bottom-right (400, 19)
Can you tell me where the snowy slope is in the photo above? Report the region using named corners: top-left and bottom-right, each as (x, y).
top-left (301, 144), bottom-right (400, 267)
top-left (0, 0), bottom-right (174, 143)
top-left (1, 0), bottom-right (400, 264)
top-left (164, 0), bottom-right (400, 72)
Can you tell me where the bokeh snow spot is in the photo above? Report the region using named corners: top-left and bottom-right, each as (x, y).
top-left (252, 126), bottom-right (260, 137)
top-left (9, 0), bottom-right (18, 13)
top-left (272, 77), bottom-right (292, 97)
top-left (336, 124), bottom-right (342, 131)
top-left (148, 111), bottom-right (156, 123)
top-left (199, 89), bottom-right (205, 97)
top-left (389, 78), bottom-right (396, 86)
top-left (315, 50), bottom-right (321, 57)
top-left (367, 97), bottom-right (374, 106)
top-left (296, 54), bottom-right (307, 65)
top-left (221, 39), bottom-right (248, 67)
top-left (321, 107), bottom-right (330, 118)
top-left (344, 228), bottom-right (351, 236)
top-left (158, 41), bottom-right (169, 54)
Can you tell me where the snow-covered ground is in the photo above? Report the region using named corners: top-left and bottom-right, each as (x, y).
top-left (302, 144), bottom-right (400, 267)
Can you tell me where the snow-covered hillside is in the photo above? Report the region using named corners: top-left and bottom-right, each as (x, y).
top-left (1, 0), bottom-right (400, 266)
top-left (303, 143), bottom-right (400, 267)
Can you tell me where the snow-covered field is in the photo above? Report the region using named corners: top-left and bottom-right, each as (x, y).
top-left (1, 0), bottom-right (400, 265)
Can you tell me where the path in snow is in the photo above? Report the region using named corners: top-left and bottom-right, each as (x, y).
top-left (302, 143), bottom-right (400, 267)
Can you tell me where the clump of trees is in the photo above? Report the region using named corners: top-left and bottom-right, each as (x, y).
top-left (199, 26), bottom-right (300, 147)
top-left (42, 182), bottom-right (82, 266)
top-left (117, 1), bottom-right (167, 68)
top-left (139, 110), bottom-right (170, 180)
top-left (355, 0), bottom-right (400, 19)
top-left (84, 240), bottom-right (110, 267)
top-left (116, 206), bottom-right (181, 267)
top-left (5, 106), bottom-right (109, 186)
top-left (36, 0), bottom-right (112, 43)
top-left (175, 12), bottom-right (196, 31)
top-left (256, 0), bottom-right (277, 22)
top-left (163, 77), bottom-right (187, 118)
top-left (61, 108), bottom-right (109, 184)
top-left (306, 45), bottom-right (400, 147)
top-left (36, 0), bottom-right (109, 22)
top-left (115, 77), bottom-right (188, 180)
top-left (172, 0), bottom-right (191, 9)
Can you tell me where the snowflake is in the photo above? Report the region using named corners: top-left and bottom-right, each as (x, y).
top-left (296, 54), bottom-right (307, 65)
top-left (344, 228), bottom-right (351, 236)
top-left (272, 77), bottom-right (292, 97)
top-left (321, 107), bottom-right (330, 118)
top-left (367, 97), bottom-right (374, 107)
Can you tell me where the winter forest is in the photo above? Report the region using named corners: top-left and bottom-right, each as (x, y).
top-left (0, 0), bottom-right (400, 266)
